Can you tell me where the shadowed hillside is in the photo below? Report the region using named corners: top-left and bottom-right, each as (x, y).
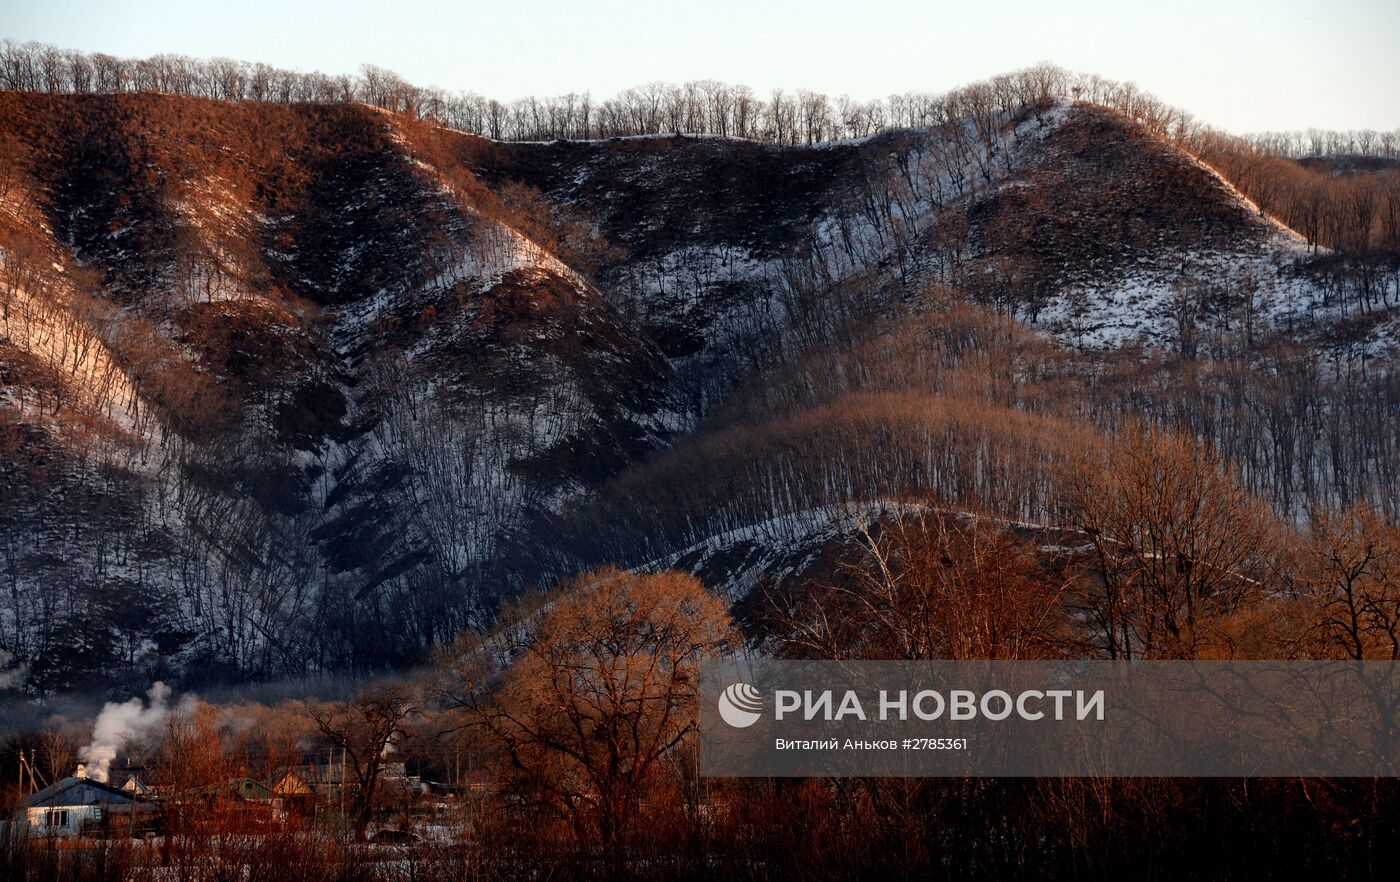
top-left (1, 80), bottom-right (1398, 692)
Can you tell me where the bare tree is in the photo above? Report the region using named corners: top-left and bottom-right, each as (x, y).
top-left (1298, 504), bottom-right (1400, 660)
top-left (444, 567), bottom-right (737, 857)
top-left (311, 685), bottom-right (419, 840)
top-left (773, 507), bottom-right (1071, 660)
top-left (1063, 425), bottom-right (1282, 659)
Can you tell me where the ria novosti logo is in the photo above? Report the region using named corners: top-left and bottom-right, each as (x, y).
top-left (718, 682), bottom-right (764, 728)
top-left (717, 681), bottom-right (1107, 729)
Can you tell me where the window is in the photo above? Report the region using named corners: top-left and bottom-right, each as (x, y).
top-left (44, 809), bottom-right (69, 828)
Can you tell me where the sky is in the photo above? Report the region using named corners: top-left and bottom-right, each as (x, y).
top-left (3, 0), bottom-right (1398, 134)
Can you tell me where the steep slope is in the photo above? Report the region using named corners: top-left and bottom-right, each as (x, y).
top-left (0, 93), bottom-right (678, 689)
top-left (468, 101), bottom-right (1391, 376)
top-left (2, 89), bottom-right (1396, 693)
top-left (460, 106), bottom-right (1071, 409)
top-left (499, 103), bottom-right (1398, 599)
top-left (968, 104), bottom-right (1350, 352)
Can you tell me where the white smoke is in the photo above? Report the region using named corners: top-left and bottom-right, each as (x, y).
top-left (78, 682), bottom-right (181, 782)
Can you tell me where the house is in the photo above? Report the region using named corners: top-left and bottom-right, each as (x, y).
top-left (174, 778), bottom-right (287, 832)
top-left (119, 773), bottom-right (152, 796)
top-left (215, 777), bottom-right (277, 803)
top-left (274, 761), bottom-right (424, 799)
top-left (275, 763), bottom-right (346, 799)
top-left (271, 770), bottom-right (314, 797)
top-left (17, 771), bottom-right (154, 837)
top-left (270, 770), bottom-right (319, 816)
top-left (269, 761), bottom-right (429, 816)
top-left (425, 769), bottom-right (494, 796)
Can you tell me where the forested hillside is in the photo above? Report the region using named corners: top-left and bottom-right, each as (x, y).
top-left (2, 50), bottom-right (1399, 693)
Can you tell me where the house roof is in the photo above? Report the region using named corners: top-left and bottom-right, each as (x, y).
top-left (120, 775), bottom-right (152, 795)
top-left (274, 764), bottom-right (346, 786)
top-left (271, 772), bottom-right (314, 795)
top-left (20, 776), bottom-right (142, 808)
top-left (217, 778), bottom-right (276, 801)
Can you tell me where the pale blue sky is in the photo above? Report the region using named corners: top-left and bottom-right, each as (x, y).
top-left (4, 0), bottom-right (1398, 133)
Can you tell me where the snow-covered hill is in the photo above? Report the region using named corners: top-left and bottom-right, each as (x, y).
top-left (1, 90), bottom-right (1396, 692)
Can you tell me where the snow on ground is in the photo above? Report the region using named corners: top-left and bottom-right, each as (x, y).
top-left (1029, 123), bottom-right (1400, 359)
top-left (1036, 241), bottom-right (1305, 349)
top-left (165, 173), bottom-right (265, 304)
top-left (649, 504), bottom-right (875, 600)
top-left (310, 151), bottom-right (678, 578)
top-left (642, 500), bottom-right (1028, 601)
top-left (1034, 234), bottom-right (1400, 358)
top-left (0, 255), bottom-right (146, 438)
top-left (594, 104), bottom-right (1079, 415)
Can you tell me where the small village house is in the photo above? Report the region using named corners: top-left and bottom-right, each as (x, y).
top-left (16, 765), bottom-right (154, 837)
top-left (270, 770), bottom-right (318, 816)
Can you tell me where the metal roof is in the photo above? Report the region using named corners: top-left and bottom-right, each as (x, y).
top-left (19, 776), bottom-right (143, 808)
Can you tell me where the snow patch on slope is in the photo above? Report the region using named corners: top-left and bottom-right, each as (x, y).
top-left (0, 254), bottom-right (146, 438)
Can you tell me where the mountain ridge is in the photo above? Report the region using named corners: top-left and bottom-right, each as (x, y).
top-left (1, 86), bottom-right (1397, 693)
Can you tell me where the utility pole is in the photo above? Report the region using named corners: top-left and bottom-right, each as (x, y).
top-left (17, 749), bottom-right (40, 795)
top-left (30, 750), bottom-right (47, 789)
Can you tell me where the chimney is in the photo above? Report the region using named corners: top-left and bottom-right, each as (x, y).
top-left (75, 763), bottom-right (88, 779)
